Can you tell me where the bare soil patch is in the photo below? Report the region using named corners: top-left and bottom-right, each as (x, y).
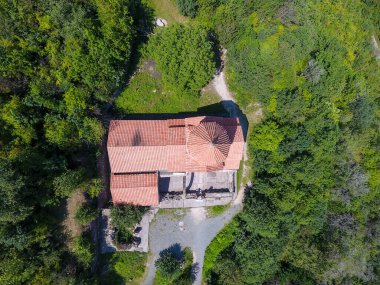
top-left (63, 190), bottom-right (87, 241)
top-left (141, 60), bottom-right (161, 78)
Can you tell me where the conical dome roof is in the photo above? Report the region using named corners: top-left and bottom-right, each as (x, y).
top-left (187, 121), bottom-right (231, 167)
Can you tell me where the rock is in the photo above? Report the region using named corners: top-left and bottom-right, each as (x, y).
top-left (155, 18), bottom-right (168, 27)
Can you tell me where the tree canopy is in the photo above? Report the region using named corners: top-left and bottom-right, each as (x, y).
top-left (0, 0), bottom-right (379, 284)
top-left (0, 0), bottom-right (149, 283)
top-left (200, 0), bottom-right (380, 284)
top-left (148, 24), bottom-right (216, 95)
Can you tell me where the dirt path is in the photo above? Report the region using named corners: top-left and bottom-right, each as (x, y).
top-left (211, 50), bottom-right (252, 179)
top-left (372, 35), bottom-right (380, 60)
top-left (212, 69), bottom-right (234, 102)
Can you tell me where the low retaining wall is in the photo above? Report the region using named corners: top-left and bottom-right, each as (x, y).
top-left (159, 196), bottom-right (233, 208)
top-left (100, 208), bottom-right (157, 254)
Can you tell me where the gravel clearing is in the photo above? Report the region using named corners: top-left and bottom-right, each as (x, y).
top-left (143, 194), bottom-right (243, 285)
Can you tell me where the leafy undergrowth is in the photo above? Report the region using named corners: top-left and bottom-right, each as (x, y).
top-left (154, 247), bottom-right (193, 285)
top-left (207, 204), bottom-right (229, 218)
top-left (110, 205), bottom-right (148, 247)
top-left (202, 218), bottom-right (239, 282)
top-left (99, 251), bottom-right (147, 285)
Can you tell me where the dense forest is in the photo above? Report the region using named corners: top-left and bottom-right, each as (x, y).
top-left (201, 0), bottom-right (380, 284)
top-left (0, 0), bottom-right (379, 284)
top-left (0, 0), bottom-right (151, 283)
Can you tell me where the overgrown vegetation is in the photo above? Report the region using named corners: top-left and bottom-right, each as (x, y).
top-left (176, 0), bottom-right (199, 18)
top-left (200, 0), bottom-right (380, 284)
top-left (148, 24), bottom-right (216, 95)
top-left (115, 62), bottom-right (224, 114)
top-left (110, 205), bottom-right (148, 245)
top-left (75, 204), bottom-right (99, 226)
top-left (207, 204), bottom-right (229, 217)
top-left (0, 0), bottom-right (151, 283)
top-left (155, 246), bottom-right (193, 285)
top-left (72, 234), bottom-right (94, 269)
top-left (86, 178), bottom-right (104, 199)
top-left (99, 251), bottom-right (147, 285)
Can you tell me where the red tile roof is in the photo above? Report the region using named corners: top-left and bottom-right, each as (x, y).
top-left (110, 173), bottom-right (159, 206)
top-left (108, 120), bottom-right (167, 146)
top-left (187, 122), bottom-right (231, 168)
top-left (108, 146), bottom-right (168, 173)
top-left (107, 116), bottom-right (244, 205)
top-left (108, 116), bottom-right (243, 173)
top-left (111, 173), bottom-right (158, 188)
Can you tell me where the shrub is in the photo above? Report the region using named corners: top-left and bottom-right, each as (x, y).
top-left (176, 0), bottom-right (199, 18)
top-left (148, 24), bottom-right (215, 95)
top-left (53, 169), bottom-right (85, 198)
top-left (208, 254), bottom-right (242, 285)
top-left (203, 219), bottom-right (238, 280)
top-left (75, 204), bottom-right (99, 225)
top-left (78, 117), bottom-right (105, 145)
top-left (155, 251), bottom-right (181, 279)
top-left (175, 247), bottom-right (194, 285)
top-left (100, 252), bottom-right (147, 284)
top-left (155, 246), bottom-right (194, 284)
top-left (110, 205), bottom-right (147, 244)
top-left (72, 234), bottom-right (94, 269)
top-left (87, 178), bottom-right (103, 199)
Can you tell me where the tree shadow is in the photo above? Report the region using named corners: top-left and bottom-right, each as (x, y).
top-left (157, 244), bottom-right (196, 284)
top-left (191, 262), bottom-right (200, 282)
top-left (159, 243), bottom-right (183, 260)
top-left (221, 100), bottom-right (249, 141)
top-left (242, 184), bottom-right (253, 204)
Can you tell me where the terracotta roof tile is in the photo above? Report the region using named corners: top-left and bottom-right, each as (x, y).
top-left (224, 142), bottom-right (244, 169)
top-left (168, 125), bottom-right (186, 145)
top-left (111, 173), bottom-right (157, 188)
top-left (108, 146), bottom-right (168, 172)
top-left (111, 187), bottom-right (159, 206)
top-left (110, 173), bottom-right (159, 206)
top-left (107, 116), bottom-right (244, 205)
top-left (167, 119), bottom-right (186, 126)
top-left (167, 145), bottom-right (187, 172)
top-left (108, 120), bottom-right (167, 146)
top-left (107, 116), bottom-right (244, 174)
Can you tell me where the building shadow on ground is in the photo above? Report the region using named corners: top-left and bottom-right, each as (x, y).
top-left (158, 243), bottom-right (183, 259)
top-left (111, 101), bottom-right (249, 141)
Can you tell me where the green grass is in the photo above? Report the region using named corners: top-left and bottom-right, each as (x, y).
top-left (236, 159), bottom-right (244, 192)
top-left (207, 204), bottom-right (229, 217)
top-left (148, 0), bottom-right (189, 25)
top-left (202, 219), bottom-right (239, 282)
top-left (115, 62), bottom-right (225, 115)
top-left (99, 251), bottom-right (147, 285)
top-left (156, 208), bottom-right (186, 220)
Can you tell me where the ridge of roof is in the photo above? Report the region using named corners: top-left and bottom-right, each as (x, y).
top-left (107, 116), bottom-right (243, 173)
